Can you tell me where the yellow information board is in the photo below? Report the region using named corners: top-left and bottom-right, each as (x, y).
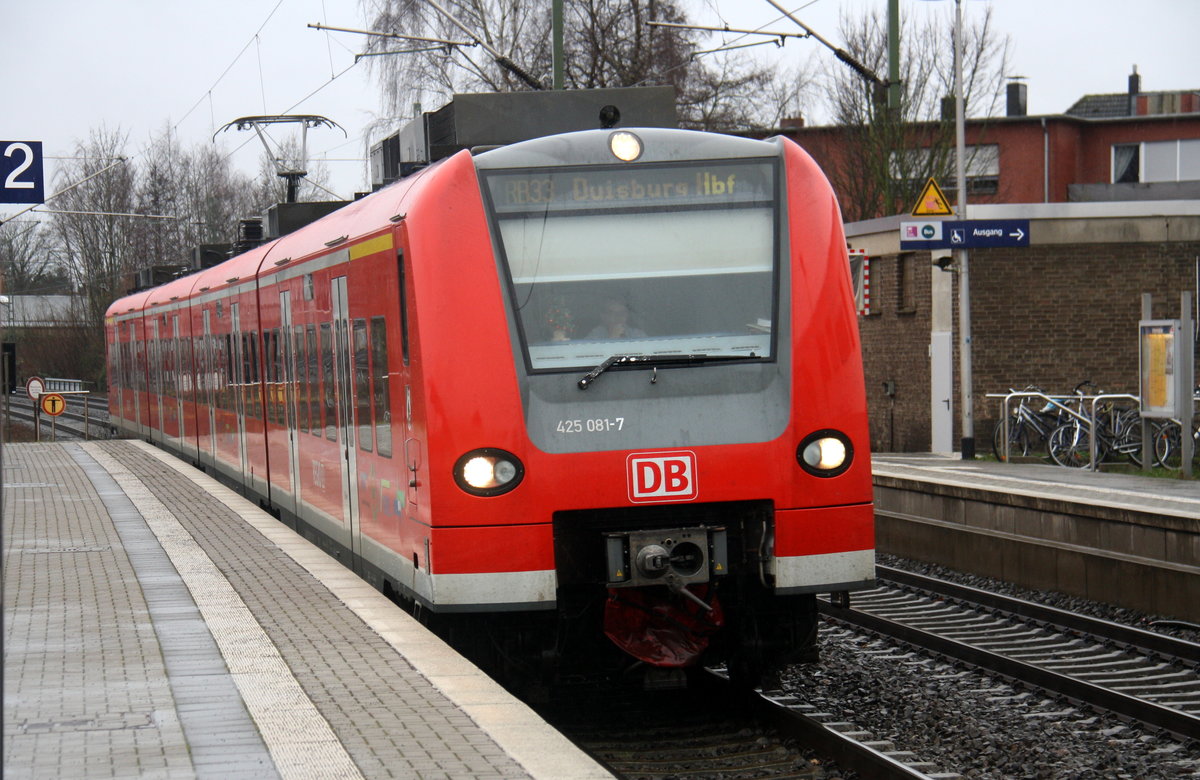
top-left (1139, 321), bottom-right (1178, 417)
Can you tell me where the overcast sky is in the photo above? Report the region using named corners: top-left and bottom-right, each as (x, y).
top-left (3, 0), bottom-right (1197, 204)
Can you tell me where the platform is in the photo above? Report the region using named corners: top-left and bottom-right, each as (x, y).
top-left (872, 453), bottom-right (1200, 621)
top-left (3, 439), bottom-right (612, 780)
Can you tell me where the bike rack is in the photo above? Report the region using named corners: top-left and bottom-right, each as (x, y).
top-left (995, 391), bottom-right (1139, 471)
top-left (1087, 394), bottom-right (1139, 472)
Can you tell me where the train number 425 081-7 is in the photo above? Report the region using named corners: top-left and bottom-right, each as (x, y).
top-left (557, 417), bottom-right (625, 434)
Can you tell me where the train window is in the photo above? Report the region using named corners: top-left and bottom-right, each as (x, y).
top-left (306, 325), bottom-right (320, 436)
top-left (269, 329), bottom-right (282, 426)
top-left (244, 332), bottom-right (259, 420)
top-left (263, 330), bottom-right (275, 424)
top-left (220, 334), bottom-right (232, 411)
top-left (320, 323), bottom-right (336, 441)
top-left (398, 251), bottom-right (409, 367)
top-left (187, 337), bottom-right (197, 405)
top-left (481, 159), bottom-right (779, 371)
top-left (294, 326), bottom-right (308, 433)
top-left (370, 317), bottom-right (392, 458)
top-left (275, 328), bottom-right (286, 425)
top-left (281, 327), bottom-right (293, 431)
top-left (353, 319), bottom-right (372, 452)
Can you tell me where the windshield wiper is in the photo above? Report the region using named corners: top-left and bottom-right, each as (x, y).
top-left (577, 353), bottom-right (758, 390)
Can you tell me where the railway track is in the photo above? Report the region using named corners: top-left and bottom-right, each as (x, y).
top-left (820, 564), bottom-right (1200, 743)
top-left (3, 392), bottom-right (110, 440)
top-left (538, 670), bottom-right (959, 779)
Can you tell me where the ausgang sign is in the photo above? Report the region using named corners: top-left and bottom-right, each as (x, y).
top-left (900, 219), bottom-right (1030, 250)
top-left (947, 220), bottom-right (1030, 248)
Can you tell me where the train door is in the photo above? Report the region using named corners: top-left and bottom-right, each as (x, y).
top-left (149, 318), bottom-right (164, 443)
top-left (203, 309), bottom-right (217, 462)
top-left (126, 321), bottom-right (142, 434)
top-left (280, 290), bottom-right (300, 518)
top-left (331, 276), bottom-right (361, 567)
top-left (172, 314), bottom-right (184, 444)
top-left (133, 320), bottom-right (148, 435)
top-left (108, 323), bottom-right (122, 427)
top-left (230, 302), bottom-right (249, 485)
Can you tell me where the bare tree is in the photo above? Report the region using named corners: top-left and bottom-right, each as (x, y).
top-left (52, 127), bottom-right (139, 326)
top-left (131, 125), bottom-right (189, 271)
top-left (177, 144), bottom-right (261, 248)
top-left (358, 0), bottom-right (550, 122)
top-left (357, 0), bottom-right (806, 133)
top-left (818, 6), bottom-right (1011, 221)
top-left (0, 219), bottom-right (69, 295)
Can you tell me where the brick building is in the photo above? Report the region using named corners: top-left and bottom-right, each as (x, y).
top-left (785, 69), bottom-right (1200, 216)
top-left (845, 203), bottom-right (1199, 454)
top-left (780, 70), bottom-right (1200, 453)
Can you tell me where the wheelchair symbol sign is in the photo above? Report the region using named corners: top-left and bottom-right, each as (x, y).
top-left (950, 227), bottom-right (967, 245)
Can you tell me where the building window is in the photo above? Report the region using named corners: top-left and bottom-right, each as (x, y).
top-left (1114, 140), bottom-right (1200, 183)
top-left (891, 144), bottom-right (1000, 197)
top-left (1113, 144), bottom-right (1140, 183)
top-left (897, 254), bottom-right (916, 314)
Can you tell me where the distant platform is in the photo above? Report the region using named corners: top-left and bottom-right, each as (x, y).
top-left (872, 453), bottom-right (1199, 621)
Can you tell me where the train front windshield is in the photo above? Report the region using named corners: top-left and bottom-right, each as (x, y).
top-left (482, 159), bottom-right (779, 372)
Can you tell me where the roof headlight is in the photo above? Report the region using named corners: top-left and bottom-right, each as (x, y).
top-left (609, 131), bottom-right (643, 162)
top-left (797, 430), bottom-right (853, 478)
top-left (454, 448), bottom-right (524, 496)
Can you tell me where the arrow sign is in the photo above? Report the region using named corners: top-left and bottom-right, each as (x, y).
top-left (948, 220), bottom-right (1030, 248)
top-left (902, 219), bottom-right (1030, 250)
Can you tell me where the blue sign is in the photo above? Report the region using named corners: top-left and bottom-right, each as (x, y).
top-left (900, 221), bottom-right (946, 250)
top-left (947, 219), bottom-right (1029, 248)
top-left (901, 218), bottom-right (1030, 250)
top-left (1, 141), bottom-right (45, 204)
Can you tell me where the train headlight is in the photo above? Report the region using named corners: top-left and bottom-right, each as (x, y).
top-left (609, 131), bottom-right (643, 162)
top-left (797, 430), bottom-right (853, 477)
top-left (454, 448), bottom-right (524, 496)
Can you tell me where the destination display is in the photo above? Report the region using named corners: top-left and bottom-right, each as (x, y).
top-left (485, 160), bottom-right (775, 214)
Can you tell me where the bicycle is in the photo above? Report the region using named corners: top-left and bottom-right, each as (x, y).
top-left (1149, 387), bottom-right (1199, 471)
top-left (991, 386), bottom-right (1063, 461)
top-left (1046, 383), bottom-right (1145, 469)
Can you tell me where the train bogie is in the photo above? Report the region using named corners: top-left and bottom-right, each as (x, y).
top-left (106, 125), bottom-right (874, 685)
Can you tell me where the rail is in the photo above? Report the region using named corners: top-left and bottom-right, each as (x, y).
top-left (43, 377), bottom-right (89, 392)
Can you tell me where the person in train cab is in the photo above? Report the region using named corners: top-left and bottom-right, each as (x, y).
top-left (587, 300), bottom-right (645, 339)
top-left (545, 299), bottom-right (575, 341)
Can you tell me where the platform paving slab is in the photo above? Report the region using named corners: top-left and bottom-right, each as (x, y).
top-left (4, 440), bottom-right (612, 780)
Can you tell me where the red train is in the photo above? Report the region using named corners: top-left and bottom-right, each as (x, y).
top-left (106, 126), bottom-right (874, 685)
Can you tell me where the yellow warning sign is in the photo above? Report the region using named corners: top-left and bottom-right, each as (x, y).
top-left (40, 392), bottom-right (66, 417)
top-left (911, 178), bottom-right (955, 217)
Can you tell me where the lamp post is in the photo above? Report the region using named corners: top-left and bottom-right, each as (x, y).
top-left (915, 0), bottom-right (974, 458)
top-left (952, 0), bottom-right (975, 460)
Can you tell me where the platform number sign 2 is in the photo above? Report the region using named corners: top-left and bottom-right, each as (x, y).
top-left (1, 141), bottom-right (45, 204)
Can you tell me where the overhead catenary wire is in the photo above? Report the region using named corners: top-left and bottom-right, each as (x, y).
top-left (174, 0), bottom-right (288, 134)
top-left (0, 158), bottom-right (129, 227)
top-left (31, 210), bottom-right (179, 220)
top-left (629, 1), bottom-right (819, 90)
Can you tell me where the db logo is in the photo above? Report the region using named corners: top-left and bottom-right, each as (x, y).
top-left (627, 451), bottom-right (698, 503)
